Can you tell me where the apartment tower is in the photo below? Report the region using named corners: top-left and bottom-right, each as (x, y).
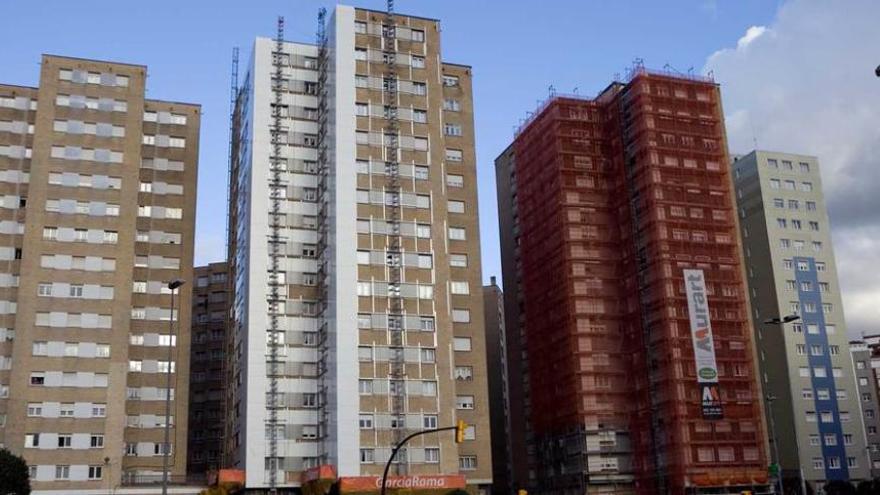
top-left (483, 276), bottom-right (512, 495)
top-left (496, 67), bottom-right (769, 494)
top-left (733, 150), bottom-right (870, 486)
top-left (226, 6), bottom-right (491, 491)
top-left (848, 340), bottom-right (880, 478)
top-left (188, 262), bottom-right (229, 474)
top-left (0, 55), bottom-right (199, 491)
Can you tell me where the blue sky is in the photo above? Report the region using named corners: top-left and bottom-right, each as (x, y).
top-left (1, 0), bottom-right (781, 284)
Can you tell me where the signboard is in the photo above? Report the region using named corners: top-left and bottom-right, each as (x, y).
top-left (684, 269), bottom-right (723, 419)
top-left (339, 475), bottom-right (467, 493)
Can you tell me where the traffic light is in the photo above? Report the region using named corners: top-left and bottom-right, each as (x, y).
top-left (455, 420), bottom-right (467, 443)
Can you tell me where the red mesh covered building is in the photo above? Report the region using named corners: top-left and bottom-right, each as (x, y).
top-left (495, 68), bottom-right (770, 494)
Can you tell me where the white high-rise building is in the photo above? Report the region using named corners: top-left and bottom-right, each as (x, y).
top-left (733, 150), bottom-right (870, 487)
top-left (226, 6), bottom-right (491, 491)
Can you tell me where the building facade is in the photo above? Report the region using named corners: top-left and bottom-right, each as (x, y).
top-left (226, 6), bottom-right (491, 491)
top-left (848, 340), bottom-right (880, 478)
top-left (733, 150), bottom-right (870, 486)
top-left (483, 276), bottom-right (512, 495)
top-left (496, 68), bottom-right (770, 495)
top-left (188, 262), bottom-right (229, 475)
top-left (0, 55), bottom-right (199, 491)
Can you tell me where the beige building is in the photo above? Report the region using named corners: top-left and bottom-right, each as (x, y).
top-left (226, 5), bottom-right (491, 492)
top-left (0, 55), bottom-right (199, 493)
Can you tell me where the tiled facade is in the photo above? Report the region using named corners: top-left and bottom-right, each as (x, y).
top-left (226, 6), bottom-right (491, 491)
top-left (733, 150), bottom-right (870, 486)
top-left (0, 55), bottom-right (198, 491)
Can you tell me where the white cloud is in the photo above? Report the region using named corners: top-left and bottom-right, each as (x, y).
top-left (736, 26), bottom-right (767, 49)
top-left (704, 0), bottom-right (880, 336)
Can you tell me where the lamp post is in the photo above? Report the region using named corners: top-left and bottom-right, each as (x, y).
top-left (763, 314), bottom-right (801, 495)
top-left (161, 279), bottom-right (185, 495)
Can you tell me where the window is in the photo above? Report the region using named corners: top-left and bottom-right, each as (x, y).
top-left (828, 457), bottom-right (841, 469)
top-left (788, 199), bottom-right (799, 209)
top-left (421, 348), bottom-right (436, 363)
top-left (769, 179), bottom-right (780, 189)
top-left (455, 395), bottom-right (476, 412)
top-left (459, 456), bottom-right (477, 470)
top-left (27, 404), bottom-right (43, 417)
top-left (355, 102), bottom-right (369, 116)
top-left (448, 200), bottom-right (465, 213)
top-left (796, 344), bottom-right (806, 356)
top-left (800, 162), bottom-right (810, 172)
top-left (43, 226), bottom-right (58, 240)
top-left (358, 380), bottom-right (372, 394)
top-left (444, 123), bottom-right (463, 136)
top-left (453, 337), bottom-right (472, 351)
top-left (410, 29), bottom-right (425, 42)
top-left (450, 281), bottom-right (469, 295)
top-left (806, 201), bottom-right (817, 211)
top-left (783, 259), bottom-right (793, 270)
top-left (58, 434), bottom-right (72, 448)
top-left (801, 388), bottom-right (813, 399)
top-left (25, 433), bottom-right (40, 447)
top-left (412, 109), bottom-right (427, 123)
top-left (784, 180), bottom-right (795, 190)
top-left (412, 82), bottom-right (427, 96)
top-left (809, 221), bottom-right (819, 231)
top-left (816, 262), bottom-right (826, 272)
top-left (411, 56), bottom-right (425, 69)
top-left (450, 254), bottom-right (468, 267)
top-left (88, 465), bottom-right (103, 480)
top-left (55, 465), bottom-right (70, 480)
top-left (69, 285), bottom-right (84, 297)
top-left (773, 198), bottom-right (784, 208)
top-left (359, 414), bottom-right (373, 429)
top-left (30, 372), bottom-right (45, 385)
top-left (354, 20), bottom-right (367, 33)
top-left (423, 415), bottom-right (438, 429)
top-left (777, 218), bottom-right (787, 228)
top-left (420, 317), bottom-right (435, 331)
top-left (38, 283), bottom-right (52, 296)
top-left (91, 435), bottom-right (104, 448)
top-left (449, 227), bottom-right (466, 240)
top-left (443, 99), bottom-right (461, 111)
top-left (779, 239), bottom-right (790, 249)
top-left (801, 182), bottom-right (813, 192)
top-left (814, 367), bottom-right (827, 378)
top-left (442, 75), bottom-right (459, 87)
top-left (354, 48), bottom-right (367, 61)
top-left (422, 381), bottom-right (438, 396)
top-left (360, 449), bottom-right (374, 464)
top-left (445, 148), bottom-right (463, 162)
top-left (446, 174), bottom-right (464, 187)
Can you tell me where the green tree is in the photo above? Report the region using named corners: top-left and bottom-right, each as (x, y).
top-left (0, 448), bottom-right (30, 495)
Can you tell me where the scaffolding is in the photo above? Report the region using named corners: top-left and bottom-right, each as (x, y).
top-left (314, 6), bottom-right (331, 467)
top-left (382, 0), bottom-right (408, 475)
top-left (266, 16), bottom-right (286, 494)
top-left (510, 70), bottom-right (770, 495)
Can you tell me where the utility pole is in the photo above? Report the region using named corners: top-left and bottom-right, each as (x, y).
top-left (161, 279), bottom-right (185, 495)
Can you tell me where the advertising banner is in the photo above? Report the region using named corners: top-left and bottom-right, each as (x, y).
top-left (684, 269), bottom-right (723, 419)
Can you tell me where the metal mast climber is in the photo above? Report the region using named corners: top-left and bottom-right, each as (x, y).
top-left (382, 0), bottom-right (408, 475)
top-left (266, 16), bottom-right (286, 495)
top-left (223, 45), bottom-right (239, 469)
top-left (314, 6), bottom-right (331, 467)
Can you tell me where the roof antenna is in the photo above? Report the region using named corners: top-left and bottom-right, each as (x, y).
top-left (548, 84), bottom-right (556, 97)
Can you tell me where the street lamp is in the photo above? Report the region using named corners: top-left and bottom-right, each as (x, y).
top-left (762, 314), bottom-right (804, 495)
top-left (161, 279), bottom-right (185, 495)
